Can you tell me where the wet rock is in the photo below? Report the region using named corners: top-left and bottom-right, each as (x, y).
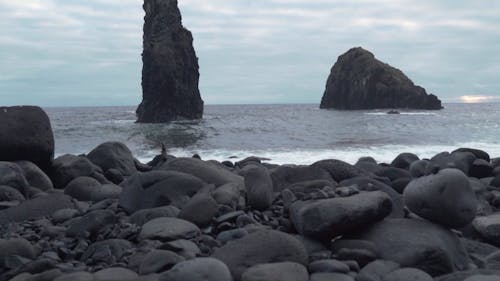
top-left (0, 238), bottom-right (36, 269)
top-left (87, 142), bottom-right (137, 176)
top-left (0, 162), bottom-right (29, 195)
top-left (139, 250), bottom-right (185, 275)
top-left (15, 161), bottom-right (53, 191)
top-left (290, 191), bottom-right (392, 240)
top-left (241, 262), bottom-right (308, 281)
top-left (356, 259), bottom-right (400, 281)
top-left (129, 206), bottom-right (180, 226)
top-left (472, 214), bottom-right (500, 246)
top-left (178, 193), bottom-right (218, 226)
top-left (94, 267), bottom-right (138, 281)
top-left (240, 164), bottom-right (273, 210)
top-left (0, 185), bottom-right (25, 202)
top-left (312, 159), bottom-right (368, 182)
top-left (0, 106), bottom-right (54, 171)
top-left (0, 193), bottom-right (75, 224)
top-left (382, 268), bottom-right (433, 281)
top-left (454, 148), bottom-right (491, 162)
top-left (138, 217), bottom-right (200, 241)
top-left (212, 182), bottom-right (241, 207)
top-left (119, 170), bottom-right (206, 213)
top-left (470, 159), bottom-right (494, 179)
top-left (159, 157), bottom-right (243, 187)
top-left (391, 153), bottom-right (419, 170)
top-left (310, 272), bottom-right (355, 281)
top-left (64, 176), bottom-right (101, 201)
top-left (430, 151), bottom-right (475, 175)
top-left (51, 154), bottom-right (107, 189)
top-left (212, 230), bottom-right (308, 280)
top-left (319, 47), bottom-right (442, 110)
top-left (66, 209), bottom-right (116, 238)
top-left (309, 259), bottom-right (350, 273)
top-left (403, 168), bottom-right (477, 228)
top-left (270, 165), bottom-right (334, 192)
top-left (159, 257), bottom-right (231, 281)
top-left (348, 218), bottom-right (471, 276)
top-left (137, 0), bottom-right (204, 123)
top-left (409, 160), bottom-right (430, 178)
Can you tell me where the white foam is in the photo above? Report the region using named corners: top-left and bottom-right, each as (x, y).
top-left (135, 142), bottom-right (500, 165)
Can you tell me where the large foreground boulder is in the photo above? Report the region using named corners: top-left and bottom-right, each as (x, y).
top-left (212, 229), bottom-right (308, 280)
top-left (0, 106), bottom-right (54, 171)
top-left (290, 191), bottom-right (392, 240)
top-left (347, 218), bottom-right (472, 276)
top-left (404, 168), bottom-right (477, 228)
top-left (319, 47), bottom-right (442, 110)
top-left (137, 0), bottom-right (204, 123)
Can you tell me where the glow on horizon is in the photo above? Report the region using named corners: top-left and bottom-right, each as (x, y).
top-left (459, 95), bottom-right (500, 103)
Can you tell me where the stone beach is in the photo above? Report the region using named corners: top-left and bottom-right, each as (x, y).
top-left (2, 106), bottom-right (500, 280)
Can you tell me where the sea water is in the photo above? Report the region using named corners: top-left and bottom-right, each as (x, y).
top-left (45, 103), bottom-right (500, 165)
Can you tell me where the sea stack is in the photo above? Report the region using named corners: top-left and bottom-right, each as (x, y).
top-left (320, 47), bottom-right (442, 110)
top-left (137, 0), bottom-right (204, 123)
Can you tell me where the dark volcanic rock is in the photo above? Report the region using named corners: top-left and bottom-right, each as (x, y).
top-left (241, 262), bottom-right (309, 281)
top-left (137, 0), bottom-right (204, 123)
top-left (159, 257), bottom-right (231, 281)
top-left (87, 142), bottom-right (137, 176)
top-left (212, 230), bottom-right (308, 281)
top-left (290, 191), bottom-right (392, 240)
top-left (51, 154), bottom-right (107, 189)
top-left (320, 47), bottom-right (442, 110)
top-left (0, 106), bottom-right (54, 171)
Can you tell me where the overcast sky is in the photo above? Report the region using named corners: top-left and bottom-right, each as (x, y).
top-left (1, 0), bottom-right (499, 106)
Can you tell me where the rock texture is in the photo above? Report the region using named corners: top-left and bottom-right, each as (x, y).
top-left (320, 47), bottom-right (442, 110)
top-left (137, 0), bottom-right (204, 123)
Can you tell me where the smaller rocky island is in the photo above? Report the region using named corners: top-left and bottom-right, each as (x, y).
top-left (320, 47), bottom-right (442, 110)
top-left (137, 0), bottom-right (204, 123)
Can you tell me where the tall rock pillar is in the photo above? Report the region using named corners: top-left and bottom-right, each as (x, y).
top-left (137, 0), bottom-right (204, 123)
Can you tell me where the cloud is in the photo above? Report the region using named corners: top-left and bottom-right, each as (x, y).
top-left (0, 0), bottom-right (499, 106)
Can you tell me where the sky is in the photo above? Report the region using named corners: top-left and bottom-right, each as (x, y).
top-left (1, 0), bottom-right (500, 106)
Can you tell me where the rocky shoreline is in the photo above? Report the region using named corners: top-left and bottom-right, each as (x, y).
top-left (2, 106), bottom-right (500, 281)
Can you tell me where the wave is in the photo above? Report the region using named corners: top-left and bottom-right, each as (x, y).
top-left (135, 142), bottom-right (500, 165)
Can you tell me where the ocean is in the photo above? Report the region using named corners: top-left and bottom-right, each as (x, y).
top-left (45, 103), bottom-right (500, 165)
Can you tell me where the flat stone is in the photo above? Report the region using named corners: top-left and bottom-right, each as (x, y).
top-left (382, 268), bottom-right (433, 281)
top-left (139, 217), bottom-right (200, 241)
top-left (94, 268), bottom-right (138, 281)
top-left (159, 257), bottom-right (231, 281)
top-left (139, 250), bottom-right (185, 275)
top-left (241, 262), bottom-right (309, 281)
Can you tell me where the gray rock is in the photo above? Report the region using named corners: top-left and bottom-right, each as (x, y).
top-left (159, 258), bottom-right (231, 281)
top-left (94, 268), bottom-right (138, 281)
top-left (290, 191), bottom-right (392, 240)
top-left (139, 217), bottom-right (200, 241)
top-left (212, 182), bottom-right (241, 207)
top-left (137, 0), bottom-right (204, 123)
top-left (53, 272), bottom-right (94, 281)
top-left (81, 239), bottom-right (132, 263)
top-left (310, 272), bottom-right (355, 281)
top-left (0, 106), bottom-right (54, 171)
top-left (312, 159), bottom-right (369, 182)
top-left (0, 162), bottom-right (29, 195)
top-left (464, 275), bottom-right (500, 281)
top-left (216, 228), bottom-right (248, 244)
top-left (119, 170), bottom-right (206, 214)
top-left (15, 160), bottom-right (53, 191)
top-left (356, 260), bottom-right (400, 281)
top-left (159, 157), bottom-right (243, 187)
top-left (51, 208), bottom-right (79, 223)
top-left (139, 250), bottom-right (185, 275)
top-left (319, 47), bottom-right (442, 110)
top-left (87, 142), bottom-right (137, 176)
top-left (24, 269), bottom-right (62, 281)
top-left (241, 262), bottom-right (309, 281)
top-left (0, 238), bottom-right (36, 268)
top-left (0, 185), bottom-right (25, 201)
top-left (430, 151), bottom-right (476, 175)
top-left (309, 259), bottom-right (350, 273)
top-left (382, 268), bottom-right (433, 281)
top-left (472, 214), bottom-right (500, 246)
top-left (130, 206), bottom-right (180, 226)
top-left (64, 176), bottom-right (101, 201)
top-left (240, 164), bottom-right (273, 210)
top-left (66, 209), bottom-right (116, 238)
top-left (403, 168), bottom-right (477, 228)
top-left (90, 184), bottom-right (122, 202)
top-left (51, 154), bottom-right (107, 188)
top-left (391, 153), bottom-right (419, 170)
top-left (178, 193), bottom-right (218, 226)
top-left (0, 193), bottom-right (75, 224)
top-left (212, 229), bottom-right (308, 280)
top-left (409, 160), bottom-right (430, 178)
top-left (434, 270), bottom-right (500, 281)
top-left (270, 164), bottom-right (334, 192)
top-left (349, 218), bottom-right (471, 276)
top-left (161, 239), bottom-right (201, 259)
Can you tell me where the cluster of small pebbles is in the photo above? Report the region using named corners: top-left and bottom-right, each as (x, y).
top-left (2, 106), bottom-right (500, 281)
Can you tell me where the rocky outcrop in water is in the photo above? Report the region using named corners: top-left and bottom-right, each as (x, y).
top-left (137, 0), bottom-right (204, 123)
top-left (320, 47), bottom-right (442, 110)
